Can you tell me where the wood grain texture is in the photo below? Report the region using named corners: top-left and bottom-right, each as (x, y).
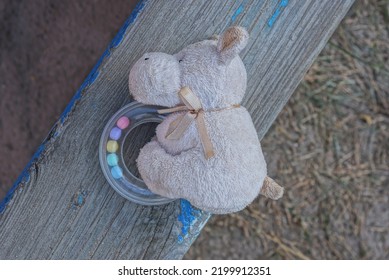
top-left (0, 0), bottom-right (354, 259)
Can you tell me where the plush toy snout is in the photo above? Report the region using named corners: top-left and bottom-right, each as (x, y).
top-left (128, 52), bottom-right (181, 107)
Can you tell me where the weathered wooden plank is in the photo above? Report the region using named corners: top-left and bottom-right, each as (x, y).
top-left (0, 0), bottom-right (354, 259)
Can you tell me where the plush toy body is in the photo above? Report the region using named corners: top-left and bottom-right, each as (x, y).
top-left (129, 26), bottom-right (283, 214)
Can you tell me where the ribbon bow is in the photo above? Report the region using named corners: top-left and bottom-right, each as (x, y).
top-left (157, 87), bottom-right (215, 159)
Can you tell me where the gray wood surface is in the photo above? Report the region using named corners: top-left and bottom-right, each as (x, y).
top-left (0, 0), bottom-right (354, 259)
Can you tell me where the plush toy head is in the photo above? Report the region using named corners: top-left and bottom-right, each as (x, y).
top-left (129, 26), bottom-right (248, 110)
top-left (128, 26), bottom-right (283, 214)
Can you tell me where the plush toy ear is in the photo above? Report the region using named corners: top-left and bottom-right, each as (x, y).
top-left (217, 26), bottom-right (248, 64)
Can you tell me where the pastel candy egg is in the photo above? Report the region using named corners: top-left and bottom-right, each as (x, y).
top-left (107, 153), bottom-right (119, 166)
top-left (111, 166), bottom-right (123, 179)
top-left (110, 127), bottom-right (122, 140)
top-left (107, 140), bottom-right (118, 153)
top-left (117, 116), bottom-right (130, 129)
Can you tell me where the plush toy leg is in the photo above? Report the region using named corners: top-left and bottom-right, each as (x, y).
top-left (260, 176), bottom-right (284, 200)
top-left (137, 140), bottom-right (174, 197)
top-left (137, 140), bottom-right (200, 199)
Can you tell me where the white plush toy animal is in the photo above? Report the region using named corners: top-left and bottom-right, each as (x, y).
top-left (129, 26), bottom-right (283, 214)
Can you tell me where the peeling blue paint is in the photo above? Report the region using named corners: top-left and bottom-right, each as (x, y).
top-left (231, 4), bottom-right (244, 22)
top-left (77, 194), bottom-right (84, 205)
top-left (111, 1), bottom-right (146, 48)
top-left (72, 191), bottom-right (87, 208)
top-left (267, 0), bottom-right (289, 27)
top-left (177, 200), bottom-right (201, 243)
top-left (280, 0), bottom-right (289, 7)
top-left (0, 0), bottom-right (148, 215)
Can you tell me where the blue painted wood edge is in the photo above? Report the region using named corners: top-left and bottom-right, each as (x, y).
top-left (0, 0), bottom-right (147, 214)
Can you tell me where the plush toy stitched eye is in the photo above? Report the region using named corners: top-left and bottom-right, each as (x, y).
top-left (179, 59), bottom-right (183, 63)
top-left (144, 58), bottom-right (149, 60)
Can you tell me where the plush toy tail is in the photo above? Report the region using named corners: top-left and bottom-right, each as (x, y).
top-left (260, 176), bottom-right (284, 200)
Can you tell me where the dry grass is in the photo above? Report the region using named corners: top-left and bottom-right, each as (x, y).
top-left (186, 0), bottom-right (389, 259)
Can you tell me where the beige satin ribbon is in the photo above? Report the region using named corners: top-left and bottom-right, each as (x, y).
top-left (157, 86), bottom-right (240, 159)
